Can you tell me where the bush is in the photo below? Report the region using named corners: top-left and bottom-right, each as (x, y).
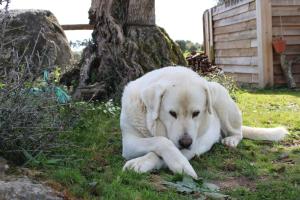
top-left (0, 84), bottom-right (77, 164)
top-left (203, 72), bottom-right (239, 100)
top-left (0, 1), bottom-right (78, 164)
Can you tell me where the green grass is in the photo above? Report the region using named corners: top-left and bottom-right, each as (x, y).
top-left (26, 89), bottom-right (300, 199)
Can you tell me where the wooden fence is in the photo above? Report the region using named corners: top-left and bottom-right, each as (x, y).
top-left (271, 0), bottom-right (300, 86)
top-left (62, 24), bottom-right (94, 30)
top-left (204, 0), bottom-right (300, 87)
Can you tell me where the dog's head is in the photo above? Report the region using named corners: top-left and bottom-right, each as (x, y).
top-left (141, 80), bottom-right (212, 149)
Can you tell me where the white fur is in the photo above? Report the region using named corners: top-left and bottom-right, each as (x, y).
top-left (242, 126), bottom-right (288, 141)
top-left (120, 66), bottom-right (288, 178)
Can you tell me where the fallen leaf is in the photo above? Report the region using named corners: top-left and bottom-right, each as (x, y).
top-left (162, 175), bottom-right (230, 199)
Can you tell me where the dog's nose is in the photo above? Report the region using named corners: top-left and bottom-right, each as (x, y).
top-left (179, 133), bottom-right (193, 149)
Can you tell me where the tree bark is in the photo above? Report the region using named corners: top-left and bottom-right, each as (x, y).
top-left (280, 54), bottom-right (299, 89)
top-left (71, 0), bottom-right (186, 101)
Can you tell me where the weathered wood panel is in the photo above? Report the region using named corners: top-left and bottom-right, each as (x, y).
top-left (283, 45), bottom-right (300, 55)
top-left (213, 3), bottom-right (250, 21)
top-left (212, 0), bottom-right (255, 16)
top-left (214, 29), bottom-right (257, 42)
top-left (273, 27), bottom-right (300, 36)
top-left (272, 1), bottom-right (300, 87)
top-left (204, 0), bottom-right (300, 87)
top-left (282, 36), bottom-right (300, 45)
top-left (214, 20), bottom-right (256, 35)
top-left (214, 10), bottom-right (256, 28)
top-left (274, 74), bottom-right (300, 84)
top-left (272, 0), bottom-right (300, 6)
top-left (225, 72), bottom-right (259, 83)
top-left (272, 16), bottom-right (300, 26)
top-left (215, 57), bottom-right (258, 65)
top-left (62, 24), bottom-right (94, 30)
top-left (272, 6), bottom-right (300, 17)
top-left (204, 0), bottom-right (259, 87)
top-left (215, 48), bottom-right (257, 57)
top-left (273, 54), bottom-right (300, 64)
top-left (273, 64), bottom-right (300, 75)
top-left (215, 39), bottom-right (257, 49)
top-left (222, 65), bottom-right (259, 73)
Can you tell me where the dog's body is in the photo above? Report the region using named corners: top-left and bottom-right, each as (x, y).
top-left (120, 66), bottom-right (287, 178)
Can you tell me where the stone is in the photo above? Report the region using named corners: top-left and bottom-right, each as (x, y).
top-left (0, 177), bottom-right (62, 200)
top-left (0, 157), bottom-right (9, 178)
top-left (0, 9), bottom-right (72, 81)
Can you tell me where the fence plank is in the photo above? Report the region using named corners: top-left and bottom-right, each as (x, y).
top-left (213, 3), bottom-right (250, 21)
top-left (272, 6), bottom-right (300, 16)
top-left (221, 65), bottom-right (259, 73)
top-left (285, 36), bottom-right (300, 45)
top-left (274, 64), bottom-right (300, 75)
top-left (214, 20), bottom-right (256, 35)
top-left (272, 27), bottom-right (300, 36)
top-left (215, 39), bottom-right (257, 49)
top-left (62, 24), bottom-right (94, 30)
top-left (215, 57), bottom-right (258, 65)
top-left (272, 0), bottom-right (300, 6)
top-left (226, 72), bottom-right (259, 83)
top-left (214, 10), bottom-right (256, 27)
top-left (215, 48), bottom-right (257, 57)
top-left (214, 29), bottom-right (257, 42)
top-left (274, 74), bottom-right (300, 84)
top-left (212, 0), bottom-right (255, 16)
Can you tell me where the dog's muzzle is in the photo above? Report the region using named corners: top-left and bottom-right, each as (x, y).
top-left (179, 133), bottom-right (192, 149)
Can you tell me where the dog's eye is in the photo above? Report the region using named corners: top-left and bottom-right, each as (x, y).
top-left (192, 111), bottom-right (200, 118)
top-left (169, 111), bottom-right (177, 119)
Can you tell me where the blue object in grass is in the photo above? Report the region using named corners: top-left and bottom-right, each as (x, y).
top-left (54, 86), bottom-right (71, 104)
top-left (44, 70), bottom-right (71, 104)
top-left (43, 70), bottom-right (49, 82)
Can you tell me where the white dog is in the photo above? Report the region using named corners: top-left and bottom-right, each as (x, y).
top-left (120, 66), bottom-right (288, 178)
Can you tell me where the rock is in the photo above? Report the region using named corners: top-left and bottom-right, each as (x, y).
top-left (0, 157), bottom-right (9, 178)
top-left (0, 177), bottom-right (62, 200)
top-left (0, 9), bottom-right (72, 81)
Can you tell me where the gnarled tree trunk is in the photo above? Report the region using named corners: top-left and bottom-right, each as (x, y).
top-left (72, 0), bottom-right (186, 101)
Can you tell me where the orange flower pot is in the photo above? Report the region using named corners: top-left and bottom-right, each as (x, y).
top-left (272, 37), bottom-right (286, 54)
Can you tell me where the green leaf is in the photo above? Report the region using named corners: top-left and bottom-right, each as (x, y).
top-left (202, 182), bottom-right (220, 192)
top-left (45, 159), bottom-right (62, 165)
top-left (162, 175), bottom-right (230, 199)
top-left (204, 192), bottom-right (230, 199)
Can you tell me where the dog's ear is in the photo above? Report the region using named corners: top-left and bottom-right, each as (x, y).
top-left (204, 86), bottom-right (212, 114)
top-left (207, 82), bottom-right (242, 137)
top-left (141, 83), bottom-right (166, 121)
top-left (141, 83), bottom-right (167, 136)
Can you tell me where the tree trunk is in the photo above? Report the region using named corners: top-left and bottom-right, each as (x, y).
top-left (72, 0), bottom-right (186, 101)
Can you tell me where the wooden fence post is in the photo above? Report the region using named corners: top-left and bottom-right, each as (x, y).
top-left (203, 10), bottom-right (209, 58)
top-left (256, 0), bottom-right (274, 87)
top-left (208, 8), bottom-right (214, 63)
top-left (203, 9), bottom-right (214, 63)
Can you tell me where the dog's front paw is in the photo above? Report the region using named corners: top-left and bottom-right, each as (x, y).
top-left (162, 149), bottom-right (197, 178)
top-left (222, 136), bottom-right (242, 147)
top-left (122, 152), bottom-right (162, 173)
top-left (168, 157), bottom-right (198, 179)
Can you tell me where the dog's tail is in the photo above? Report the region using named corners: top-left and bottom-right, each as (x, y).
top-left (242, 126), bottom-right (288, 141)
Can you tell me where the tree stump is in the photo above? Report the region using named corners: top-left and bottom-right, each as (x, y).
top-left (72, 0), bottom-right (186, 101)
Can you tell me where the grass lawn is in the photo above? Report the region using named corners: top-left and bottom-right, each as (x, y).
top-left (25, 89), bottom-right (300, 200)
